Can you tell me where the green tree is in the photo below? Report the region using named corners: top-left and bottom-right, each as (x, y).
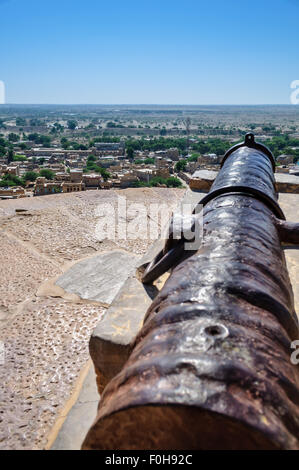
top-left (39, 135), bottom-right (51, 147)
top-left (166, 176), bottom-right (182, 188)
top-left (13, 155), bottom-right (27, 162)
top-left (19, 142), bottom-right (28, 150)
top-left (67, 120), bottom-right (78, 130)
top-left (16, 117), bottom-right (27, 126)
top-left (0, 137), bottom-right (8, 157)
top-left (29, 118), bottom-right (43, 127)
top-left (187, 153), bottom-right (199, 162)
top-left (98, 167), bottom-right (110, 181)
top-left (7, 148), bottom-right (14, 164)
top-left (23, 171), bottom-right (38, 182)
top-left (149, 176), bottom-right (182, 188)
top-left (127, 147), bottom-right (134, 159)
top-left (61, 137), bottom-right (70, 149)
top-left (39, 169), bottom-right (55, 180)
top-left (135, 157), bottom-right (155, 165)
top-left (8, 133), bottom-right (20, 142)
top-left (0, 174), bottom-right (24, 187)
top-left (106, 121), bottom-right (117, 128)
top-left (71, 142), bottom-right (87, 150)
top-left (175, 160), bottom-right (187, 172)
top-left (53, 122), bottom-right (64, 133)
top-left (27, 133), bottom-right (51, 147)
top-left (28, 133), bottom-right (39, 142)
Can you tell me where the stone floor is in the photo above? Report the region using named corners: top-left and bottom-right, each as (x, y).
top-left (0, 189), bottom-right (298, 450)
top-left (0, 188), bottom-right (184, 450)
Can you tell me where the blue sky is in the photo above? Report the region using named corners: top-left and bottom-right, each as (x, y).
top-left (0, 0), bottom-right (299, 104)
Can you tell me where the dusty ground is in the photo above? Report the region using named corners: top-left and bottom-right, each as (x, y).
top-left (0, 188), bottom-right (184, 450)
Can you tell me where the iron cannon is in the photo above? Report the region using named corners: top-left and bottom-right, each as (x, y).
top-left (83, 133), bottom-right (299, 450)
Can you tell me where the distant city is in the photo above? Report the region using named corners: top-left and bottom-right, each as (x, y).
top-left (0, 104), bottom-right (298, 199)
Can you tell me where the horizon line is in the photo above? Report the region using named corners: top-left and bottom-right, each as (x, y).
top-left (0, 103), bottom-right (296, 107)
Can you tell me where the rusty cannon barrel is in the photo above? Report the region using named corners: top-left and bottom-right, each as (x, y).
top-left (83, 133), bottom-right (299, 450)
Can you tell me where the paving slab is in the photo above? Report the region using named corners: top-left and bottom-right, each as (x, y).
top-left (51, 364), bottom-right (99, 451)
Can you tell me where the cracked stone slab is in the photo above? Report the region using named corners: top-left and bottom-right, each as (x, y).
top-left (56, 250), bottom-right (139, 305)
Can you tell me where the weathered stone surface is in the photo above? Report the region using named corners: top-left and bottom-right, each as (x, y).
top-left (0, 188), bottom-right (184, 262)
top-left (51, 364), bottom-right (99, 451)
top-left (0, 231), bottom-right (61, 311)
top-left (0, 188), bottom-right (184, 450)
top-left (0, 298), bottom-right (105, 450)
top-left (56, 250), bottom-right (138, 305)
top-left (189, 170), bottom-right (218, 191)
top-left (89, 276), bottom-right (153, 392)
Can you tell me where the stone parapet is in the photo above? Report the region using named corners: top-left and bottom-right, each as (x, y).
top-left (190, 169), bottom-right (299, 193)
